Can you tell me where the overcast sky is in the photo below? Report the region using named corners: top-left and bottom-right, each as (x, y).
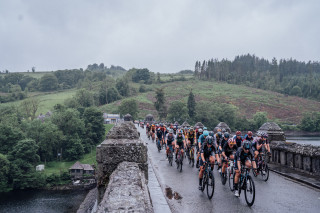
top-left (0, 0), bottom-right (319, 73)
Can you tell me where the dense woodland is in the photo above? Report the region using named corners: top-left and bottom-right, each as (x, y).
top-left (194, 54), bottom-right (320, 100)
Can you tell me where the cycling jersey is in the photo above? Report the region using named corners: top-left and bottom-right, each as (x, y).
top-left (166, 134), bottom-right (175, 146)
top-left (222, 143), bottom-right (238, 158)
top-left (187, 131), bottom-right (196, 143)
top-left (235, 147), bottom-right (254, 163)
top-left (156, 131), bottom-right (163, 139)
top-left (214, 133), bottom-right (221, 146)
top-left (220, 138), bottom-right (228, 148)
top-left (175, 135), bottom-right (185, 147)
top-left (252, 137), bottom-right (268, 151)
top-left (233, 135), bottom-right (243, 148)
top-left (200, 143), bottom-right (217, 160)
top-left (244, 134), bottom-right (254, 142)
top-left (198, 134), bottom-right (206, 146)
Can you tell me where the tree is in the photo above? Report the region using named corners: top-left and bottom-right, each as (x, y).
top-left (39, 74), bottom-right (58, 91)
top-left (75, 89), bottom-right (94, 107)
top-left (187, 90), bottom-right (196, 118)
top-left (32, 67), bottom-right (35, 73)
top-left (154, 88), bottom-right (167, 119)
top-left (83, 107), bottom-right (105, 147)
top-left (0, 124), bottom-right (24, 154)
top-left (290, 85), bottom-right (302, 96)
top-left (139, 84), bottom-right (147, 93)
top-left (0, 154), bottom-right (11, 192)
top-left (116, 78), bottom-right (130, 97)
top-left (118, 99), bottom-right (139, 120)
top-left (253, 112), bottom-right (268, 130)
top-left (107, 87), bottom-right (121, 103)
top-left (98, 85), bottom-right (107, 105)
top-left (167, 101), bottom-right (189, 124)
top-left (131, 68), bottom-right (151, 83)
top-left (20, 98), bottom-right (40, 120)
top-left (157, 72), bottom-right (161, 83)
top-left (8, 139), bottom-right (45, 190)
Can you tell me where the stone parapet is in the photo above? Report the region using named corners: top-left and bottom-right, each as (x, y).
top-left (97, 162), bottom-right (153, 213)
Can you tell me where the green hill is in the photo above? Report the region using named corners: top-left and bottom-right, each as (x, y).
top-left (101, 79), bottom-right (320, 125)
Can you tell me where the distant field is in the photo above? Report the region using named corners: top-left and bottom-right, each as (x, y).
top-left (1, 89), bottom-right (77, 114)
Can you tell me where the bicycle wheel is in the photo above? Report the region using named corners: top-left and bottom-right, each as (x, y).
top-left (207, 171), bottom-right (215, 199)
top-left (201, 173), bottom-right (207, 192)
top-left (261, 163), bottom-right (269, 181)
top-left (244, 176), bottom-right (255, 206)
top-left (229, 168), bottom-right (235, 191)
top-left (221, 172), bottom-right (227, 185)
top-left (180, 160), bottom-right (183, 172)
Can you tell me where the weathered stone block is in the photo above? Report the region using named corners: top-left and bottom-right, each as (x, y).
top-left (287, 153), bottom-right (294, 168)
top-left (97, 162), bottom-right (153, 213)
top-left (280, 151), bottom-right (286, 165)
top-left (312, 158), bottom-right (320, 176)
top-left (294, 154), bottom-right (302, 169)
top-left (303, 156), bottom-right (311, 172)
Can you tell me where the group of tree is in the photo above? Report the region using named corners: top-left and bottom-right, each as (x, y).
top-left (0, 95), bottom-right (105, 192)
top-left (0, 64), bottom-right (128, 103)
top-left (194, 54), bottom-right (320, 100)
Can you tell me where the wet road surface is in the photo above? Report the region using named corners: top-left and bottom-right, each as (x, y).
top-left (138, 126), bottom-right (320, 213)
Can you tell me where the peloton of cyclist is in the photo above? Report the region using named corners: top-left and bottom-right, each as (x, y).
top-left (156, 128), bottom-right (163, 149)
top-left (198, 135), bottom-right (219, 190)
top-left (234, 140), bottom-right (256, 197)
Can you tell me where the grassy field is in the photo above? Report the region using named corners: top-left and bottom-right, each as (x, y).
top-left (43, 124), bottom-right (114, 176)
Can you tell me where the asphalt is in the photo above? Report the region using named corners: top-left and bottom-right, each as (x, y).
top-left (138, 126), bottom-right (320, 213)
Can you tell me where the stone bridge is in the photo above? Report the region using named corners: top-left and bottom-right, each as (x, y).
top-left (77, 121), bottom-right (153, 213)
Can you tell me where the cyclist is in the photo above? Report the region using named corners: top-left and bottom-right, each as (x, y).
top-left (221, 138), bottom-right (238, 176)
top-left (217, 132), bottom-right (230, 171)
top-left (214, 131), bottom-right (223, 148)
top-left (252, 132), bottom-right (271, 171)
top-left (146, 123), bottom-right (150, 134)
top-left (198, 136), bottom-right (218, 190)
top-left (156, 128), bottom-right (163, 150)
top-left (234, 140), bottom-right (255, 197)
top-left (196, 130), bottom-right (208, 168)
top-left (233, 131), bottom-right (244, 148)
top-left (175, 130), bottom-right (186, 161)
top-left (186, 127), bottom-right (196, 158)
top-left (244, 131), bottom-right (254, 142)
top-left (165, 129), bottom-right (175, 159)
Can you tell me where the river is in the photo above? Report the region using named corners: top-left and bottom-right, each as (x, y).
top-left (286, 136), bottom-right (320, 146)
top-left (0, 189), bottom-right (88, 213)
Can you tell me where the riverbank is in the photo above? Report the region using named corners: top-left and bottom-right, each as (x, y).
top-left (284, 130), bottom-right (320, 136)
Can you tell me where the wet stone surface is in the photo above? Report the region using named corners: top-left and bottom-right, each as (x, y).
top-left (97, 162), bottom-right (153, 213)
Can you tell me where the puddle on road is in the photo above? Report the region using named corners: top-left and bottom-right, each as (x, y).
top-left (165, 187), bottom-right (182, 200)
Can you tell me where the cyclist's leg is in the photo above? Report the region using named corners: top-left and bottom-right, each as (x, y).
top-left (198, 158), bottom-right (205, 188)
top-left (222, 156), bottom-right (227, 173)
top-left (209, 155), bottom-right (215, 171)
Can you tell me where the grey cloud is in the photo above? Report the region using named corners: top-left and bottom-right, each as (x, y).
top-left (0, 0), bottom-right (319, 73)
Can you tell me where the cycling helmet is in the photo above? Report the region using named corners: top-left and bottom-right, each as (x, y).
top-left (248, 131), bottom-right (253, 136)
top-left (217, 132), bottom-right (222, 138)
top-left (224, 132), bottom-right (230, 138)
top-left (217, 128), bottom-right (222, 132)
top-left (198, 129), bottom-right (203, 133)
top-left (222, 128), bottom-right (226, 133)
top-left (203, 130), bottom-right (209, 136)
top-left (177, 130), bottom-right (183, 135)
top-left (169, 129), bottom-right (174, 134)
top-left (262, 132), bottom-right (268, 138)
top-left (228, 138), bottom-right (236, 145)
top-left (243, 140), bottom-right (251, 150)
top-left (256, 131), bottom-right (262, 137)
top-left (236, 131), bottom-right (241, 136)
top-left (205, 136), bottom-right (214, 145)
top-left (209, 131), bottom-right (214, 137)
top-left (203, 127), bottom-right (208, 130)
top-left (190, 127), bottom-right (194, 131)
top-left (157, 128), bottom-right (161, 131)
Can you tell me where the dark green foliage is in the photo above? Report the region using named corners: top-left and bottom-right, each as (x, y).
top-left (39, 74), bottom-right (58, 91)
top-left (179, 70), bottom-right (194, 75)
top-left (75, 89), bottom-right (94, 107)
top-left (107, 87), bottom-right (121, 103)
top-left (299, 112), bottom-right (320, 132)
top-left (0, 124), bottom-right (23, 154)
top-left (187, 90), bottom-right (196, 118)
top-left (139, 84), bottom-right (147, 93)
top-left (83, 107), bottom-right (105, 146)
top-left (167, 101), bottom-right (189, 124)
top-left (194, 54), bottom-right (320, 100)
top-left (154, 88), bottom-right (167, 119)
top-left (118, 99), bottom-right (139, 120)
top-left (116, 78), bottom-right (130, 97)
top-left (253, 112), bottom-right (268, 130)
top-left (0, 154), bottom-right (11, 192)
top-left (131, 68), bottom-right (152, 83)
